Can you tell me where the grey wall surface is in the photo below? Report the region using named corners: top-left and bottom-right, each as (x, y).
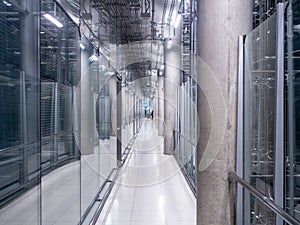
top-left (196, 1), bottom-right (252, 224)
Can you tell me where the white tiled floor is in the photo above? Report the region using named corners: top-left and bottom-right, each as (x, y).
top-left (96, 119), bottom-right (196, 225)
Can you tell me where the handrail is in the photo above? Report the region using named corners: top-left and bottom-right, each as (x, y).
top-left (228, 171), bottom-right (300, 225)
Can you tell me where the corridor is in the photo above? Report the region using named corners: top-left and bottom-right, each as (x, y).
top-left (96, 119), bottom-right (196, 225)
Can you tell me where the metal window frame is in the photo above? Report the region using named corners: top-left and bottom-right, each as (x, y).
top-left (236, 35), bottom-right (245, 225)
top-left (274, 3), bottom-right (285, 225)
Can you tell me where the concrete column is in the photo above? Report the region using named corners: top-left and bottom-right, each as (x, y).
top-left (80, 50), bottom-right (95, 155)
top-left (109, 76), bottom-right (117, 136)
top-left (164, 39), bottom-right (180, 155)
top-left (21, 0), bottom-right (39, 144)
top-left (158, 76), bottom-right (164, 136)
top-left (196, 1), bottom-right (252, 224)
top-left (154, 92), bottom-right (158, 127)
top-left (122, 88), bottom-right (127, 127)
top-left (129, 92), bottom-right (133, 123)
top-left (132, 93), bottom-right (135, 135)
top-left (117, 80), bottom-right (122, 164)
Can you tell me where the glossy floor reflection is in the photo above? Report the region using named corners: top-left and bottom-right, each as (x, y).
top-left (96, 119), bottom-right (196, 225)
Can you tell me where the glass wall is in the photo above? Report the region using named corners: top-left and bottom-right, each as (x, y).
top-left (175, 76), bottom-right (197, 190)
top-left (243, 13), bottom-right (277, 225)
top-left (285, 0), bottom-right (300, 221)
top-left (238, 2), bottom-right (300, 224)
top-left (0, 0), bottom-right (41, 224)
top-left (174, 0), bottom-right (197, 192)
top-left (0, 0), bottom-right (119, 224)
top-left (40, 0), bottom-right (81, 224)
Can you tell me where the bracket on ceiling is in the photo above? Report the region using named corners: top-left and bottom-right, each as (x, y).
top-left (141, 0), bottom-right (151, 18)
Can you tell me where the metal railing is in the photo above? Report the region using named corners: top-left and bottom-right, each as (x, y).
top-left (228, 171), bottom-right (300, 225)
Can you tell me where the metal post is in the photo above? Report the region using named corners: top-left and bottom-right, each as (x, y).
top-left (287, 0), bottom-right (295, 217)
top-left (275, 3), bottom-right (285, 225)
top-left (20, 71), bottom-right (28, 184)
top-left (236, 35), bottom-right (245, 225)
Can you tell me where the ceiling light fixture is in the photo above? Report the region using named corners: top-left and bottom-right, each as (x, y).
top-left (43, 14), bottom-right (63, 28)
top-left (79, 42), bottom-right (85, 50)
top-left (3, 1), bottom-right (11, 6)
top-left (88, 55), bottom-right (99, 62)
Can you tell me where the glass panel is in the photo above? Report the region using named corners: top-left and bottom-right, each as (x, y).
top-left (174, 76), bottom-right (197, 189)
top-left (0, 0), bottom-right (41, 224)
top-left (244, 188), bottom-right (276, 225)
top-left (41, 1), bottom-right (80, 224)
top-left (285, 1), bottom-right (300, 220)
top-left (79, 34), bottom-right (117, 223)
top-left (79, 36), bottom-right (100, 222)
top-left (244, 13), bottom-right (277, 225)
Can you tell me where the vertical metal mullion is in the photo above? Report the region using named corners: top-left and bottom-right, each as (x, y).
top-left (236, 35), bottom-right (245, 225)
top-left (275, 3), bottom-right (285, 225)
top-left (19, 71), bottom-right (27, 181)
top-left (54, 83), bottom-right (59, 163)
top-left (287, 0), bottom-right (295, 217)
top-left (116, 78), bottom-right (122, 166)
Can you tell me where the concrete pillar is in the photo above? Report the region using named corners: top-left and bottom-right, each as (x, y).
top-left (109, 76), bottom-right (117, 136)
top-left (164, 39), bottom-right (180, 155)
top-left (122, 88), bottom-right (127, 127)
top-left (196, 1), bottom-right (252, 224)
top-left (154, 92), bottom-right (158, 128)
top-left (21, 0), bottom-right (39, 144)
top-left (158, 76), bottom-right (164, 136)
top-left (80, 49), bottom-right (95, 155)
top-left (117, 80), bottom-right (122, 164)
top-left (133, 93), bottom-right (137, 135)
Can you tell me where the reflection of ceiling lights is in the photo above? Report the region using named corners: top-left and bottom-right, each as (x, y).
top-left (3, 1), bottom-right (12, 6)
top-left (170, 13), bottom-right (181, 28)
top-left (43, 14), bottom-right (63, 28)
top-left (88, 55), bottom-right (99, 62)
top-left (294, 24), bottom-right (300, 32)
top-left (79, 42), bottom-right (85, 50)
top-left (174, 14), bottom-right (181, 28)
top-left (170, 13), bottom-right (177, 26)
top-left (167, 39), bottom-right (172, 49)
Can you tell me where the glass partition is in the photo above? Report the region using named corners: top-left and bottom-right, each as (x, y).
top-left (243, 13), bottom-right (277, 225)
top-left (285, 1), bottom-right (300, 221)
top-left (0, 0), bottom-right (41, 224)
top-left (40, 1), bottom-right (80, 224)
top-left (0, 0), bottom-right (119, 224)
top-left (175, 76), bottom-right (197, 190)
top-left (79, 33), bottom-right (118, 223)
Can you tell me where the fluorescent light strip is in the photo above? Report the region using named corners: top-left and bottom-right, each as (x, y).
top-left (43, 13), bottom-right (63, 28)
top-left (88, 55), bottom-right (99, 62)
top-left (3, 1), bottom-right (11, 6)
top-left (79, 43), bottom-right (85, 50)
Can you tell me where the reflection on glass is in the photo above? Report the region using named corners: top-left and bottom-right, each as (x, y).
top-left (80, 35), bottom-right (117, 223)
top-left (0, 0), bottom-right (41, 224)
top-left (41, 1), bottom-right (80, 224)
top-left (244, 14), bottom-right (277, 224)
top-left (175, 77), bottom-right (197, 190)
top-left (285, 1), bottom-right (300, 220)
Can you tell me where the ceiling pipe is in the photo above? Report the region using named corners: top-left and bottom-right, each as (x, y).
top-left (151, 0), bottom-right (155, 40)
